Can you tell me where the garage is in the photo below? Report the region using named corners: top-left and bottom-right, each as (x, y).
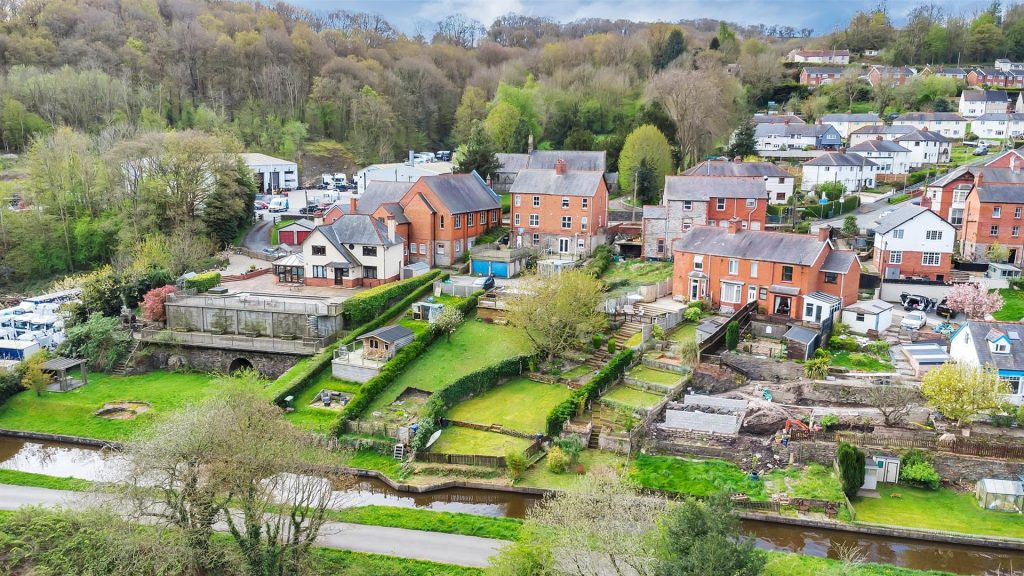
top-left (472, 259), bottom-right (509, 278)
top-left (277, 219), bottom-right (315, 247)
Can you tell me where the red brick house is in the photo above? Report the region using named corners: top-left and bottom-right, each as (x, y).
top-left (871, 203), bottom-right (955, 282)
top-left (866, 65), bottom-right (916, 87)
top-left (962, 170), bottom-right (1024, 265)
top-left (508, 159), bottom-right (609, 256)
top-left (672, 222), bottom-right (860, 322)
top-left (799, 66), bottom-right (847, 87)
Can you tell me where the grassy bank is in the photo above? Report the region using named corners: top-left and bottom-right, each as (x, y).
top-left (764, 551), bottom-right (953, 576)
top-left (994, 288), bottom-right (1024, 321)
top-left (630, 454), bottom-right (767, 500)
top-left (854, 484), bottom-right (1024, 539)
top-left (0, 469), bottom-right (93, 491)
top-left (329, 505), bottom-right (522, 540)
top-left (445, 377), bottom-right (572, 435)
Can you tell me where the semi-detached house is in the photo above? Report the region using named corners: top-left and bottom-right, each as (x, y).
top-left (847, 139), bottom-right (912, 175)
top-left (819, 113), bottom-right (881, 139)
top-left (893, 112), bottom-right (967, 139)
top-left (896, 128), bottom-right (952, 167)
top-left (973, 113), bottom-right (1024, 140)
top-left (801, 152), bottom-right (878, 192)
top-left (754, 122), bottom-right (842, 152)
top-left (950, 321), bottom-right (1024, 403)
top-left (958, 89), bottom-right (1009, 118)
top-left (962, 170), bottom-right (1024, 265)
top-left (642, 176), bottom-right (767, 260)
top-left (870, 203), bottom-right (955, 281)
top-left (681, 159), bottom-right (795, 205)
top-left (671, 223), bottom-right (860, 323)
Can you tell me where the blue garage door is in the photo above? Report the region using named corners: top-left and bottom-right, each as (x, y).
top-left (471, 259), bottom-right (490, 276)
top-left (471, 260), bottom-right (509, 278)
top-left (490, 262), bottom-right (508, 278)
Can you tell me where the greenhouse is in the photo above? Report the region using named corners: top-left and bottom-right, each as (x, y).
top-left (975, 478), bottom-right (1024, 513)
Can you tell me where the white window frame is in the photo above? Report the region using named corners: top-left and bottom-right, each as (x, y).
top-left (746, 198), bottom-right (756, 208)
top-left (994, 206), bottom-right (1002, 219)
top-left (410, 243), bottom-right (417, 254)
top-left (750, 261), bottom-right (758, 278)
top-left (728, 259), bottom-right (739, 275)
top-left (529, 214), bottom-right (539, 227)
top-left (514, 195), bottom-right (521, 207)
top-left (582, 198), bottom-right (589, 209)
top-left (694, 255), bottom-right (704, 270)
top-left (921, 252), bottom-right (941, 266)
top-left (720, 282), bottom-right (743, 304)
top-left (436, 242), bottom-right (445, 255)
top-left (889, 251), bottom-right (903, 264)
top-left (532, 196), bottom-right (540, 207)
top-left (581, 217), bottom-right (588, 231)
top-left (716, 198), bottom-right (726, 210)
top-left (683, 200), bottom-right (692, 211)
top-left (925, 230), bottom-right (942, 240)
top-left (514, 213), bottom-right (521, 226)
top-left (467, 212), bottom-right (474, 227)
top-left (892, 229), bottom-right (904, 239)
top-left (561, 197), bottom-right (570, 209)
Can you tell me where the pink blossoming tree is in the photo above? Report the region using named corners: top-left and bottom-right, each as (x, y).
top-left (944, 283), bottom-right (1004, 319)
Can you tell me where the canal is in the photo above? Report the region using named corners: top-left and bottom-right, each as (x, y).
top-left (1, 437), bottom-right (1021, 575)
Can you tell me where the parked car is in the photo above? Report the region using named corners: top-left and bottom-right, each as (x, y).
top-left (435, 150), bottom-right (452, 161)
top-left (473, 275), bottom-right (495, 291)
top-left (901, 311), bottom-right (928, 330)
top-left (268, 197), bottom-right (288, 212)
top-left (253, 200), bottom-right (269, 210)
top-left (298, 205), bottom-right (319, 215)
top-left (936, 298), bottom-right (957, 319)
top-left (900, 292), bottom-right (936, 312)
top-left (973, 145), bottom-right (989, 156)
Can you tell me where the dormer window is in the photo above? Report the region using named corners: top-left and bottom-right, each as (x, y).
top-left (993, 342), bottom-right (1010, 354)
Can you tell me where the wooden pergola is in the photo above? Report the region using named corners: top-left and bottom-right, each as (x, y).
top-left (40, 357), bottom-right (87, 392)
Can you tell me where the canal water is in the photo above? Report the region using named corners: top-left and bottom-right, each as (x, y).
top-left (1, 437), bottom-right (1021, 575)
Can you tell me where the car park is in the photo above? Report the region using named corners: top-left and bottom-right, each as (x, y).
top-left (901, 311), bottom-right (928, 330)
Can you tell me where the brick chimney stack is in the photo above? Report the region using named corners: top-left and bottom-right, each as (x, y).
top-left (733, 156), bottom-right (742, 163)
top-left (922, 126), bottom-right (929, 131)
top-left (876, 135), bottom-right (883, 141)
top-left (727, 218), bottom-right (742, 234)
top-left (919, 195), bottom-right (932, 210)
top-left (349, 197), bottom-right (358, 213)
top-left (818, 225), bottom-right (831, 242)
top-left (977, 172), bottom-right (985, 186)
top-left (784, 119), bottom-right (790, 126)
top-left (555, 159), bottom-right (567, 175)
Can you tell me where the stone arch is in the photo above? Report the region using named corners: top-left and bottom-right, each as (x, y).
top-left (228, 357), bottom-right (254, 373)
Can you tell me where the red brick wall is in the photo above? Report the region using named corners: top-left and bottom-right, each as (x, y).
top-left (706, 197), bottom-right (768, 228)
top-left (873, 248), bottom-right (953, 280)
top-left (509, 178), bottom-right (608, 243)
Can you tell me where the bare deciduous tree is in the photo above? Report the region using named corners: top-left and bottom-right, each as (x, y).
top-left (647, 67), bottom-right (740, 168)
top-left (866, 384), bottom-right (917, 427)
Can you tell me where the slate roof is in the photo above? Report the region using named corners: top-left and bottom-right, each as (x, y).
top-left (495, 153), bottom-right (530, 173)
top-left (872, 203), bottom-right (946, 235)
top-left (803, 152), bottom-right (877, 167)
top-left (850, 125), bottom-right (914, 136)
top-left (682, 160), bottom-right (791, 179)
top-left (962, 90), bottom-right (1009, 103)
top-left (785, 325), bottom-right (819, 344)
top-left (975, 113), bottom-right (1024, 122)
top-left (643, 205), bottom-right (667, 219)
top-left (357, 181), bottom-right (415, 215)
top-left (820, 250), bottom-right (858, 273)
top-left (318, 214), bottom-right (403, 251)
top-left (929, 166), bottom-right (977, 187)
top-left (421, 172), bottom-right (501, 214)
top-left (280, 218), bottom-right (315, 230)
top-left (974, 185), bottom-right (1024, 203)
top-left (979, 167), bottom-right (1024, 184)
top-left (755, 123), bottom-right (837, 138)
top-left (378, 203), bottom-right (410, 224)
top-left (848, 140), bottom-right (911, 153)
top-left (929, 66), bottom-right (967, 76)
top-left (897, 129), bottom-right (950, 143)
top-left (870, 65), bottom-right (916, 76)
top-left (671, 227), bottom-right (827, 266)
top-left (821, 113), bottom-right (881, 123)
top-left (803, 67), bottom-right (847, 75)
top-left (509, 169), bottom-right (604, 197)
top-left (359, 324), bottom-right (414, 344)
top-left (751, 114), bottom-right (805, 125)
top-left (527, 150), bottom-right (606, 172)
top-left (664, 176), bottom-right (766, 200)
top-left (895, 112), bottom-right (965, 122)
top-left (959, 321), bottom-right (1024, 372)
top-left (793, 49), bottom-right (849, 57)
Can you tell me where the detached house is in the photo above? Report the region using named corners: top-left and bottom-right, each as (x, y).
top-left (754, 122), bottom-right (842, 153)
top-left (949, 320), bottom-right (1024, 404)
top-left (274, 214), bottom-right (405, 287)
top-left (801, 152), bottom-right (878, 192)
top-left (870, 203), bottom-right (955, 282)
top-left (787, 49), bottom-right (850, 64)
top-left (642, 177), bottom-right (767, 260)
top-left (671, 223), bottom-right (860, 322)
top-left (893, 112), bottom-right (967, 139)
top-left (848, 139), bottom-right (912, 175)
top-left (800, 67), bottom-right (847, 87)
top-left (681, 159), bottom-right (795, 204)
top-left (819, 113), bottom-right (881, 139)
top-left (959, 90), bottom-right (1009, 118)
top-left (509, 159), bottom-right (609, 256)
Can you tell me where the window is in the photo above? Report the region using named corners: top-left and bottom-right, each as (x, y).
top-left (529, 214), bottom-right (539, 227)
top-left (561, 197), bottom-right (569, 208)
top-left (994, 206), bottom-right (1002, 218)
top-left (581, 217), bottom-right (588, 231)
top-left (455, 239), bottom-right (463, 253)
top-left (1017, 207), bottom-right (1022, 219)
top-left (582, 198), bottom-right (589, 209)
top-left (889, 251), bottom-right (902, 264)
top-left (312, 245), bottom-right (326, 256)
top-left (716, 198), bottom-right (726, 210)
top-left (759, 287), bottom-right (767, 300)
top-left (514, 195), bottom-right (521, 207)
top-left (454, 214), bottom-right (462, 229)
top-left (746, 198), bottom-right (756, 208)
top-left (419, 243), bottom-right (426, 254)
top-left (514, 213), bottom-right (521, 226)
top-left (410, 243), bottom-right (417, 254)
top-left (778, 177), bottom-right (785, 184)
top-left (439, 215), bottom-right (445, 229)
top-left (561, 216), bottom-right (572, 229)
top-left (657, 239), bottom-right (665, 253)
top-left (750, 261), bottom-right (758, 278)
top-left (892, 229), bottom-right (904, 239)
top-left (855, 312), bottom-right (865, 322)
top-left (781, 265), bottom-right (793, 282)
top-left (925, 230), bottom-right (942, 241)
top-left (467, 213), bottom-right (474, 226)
top-left (991, 225), bottom-right (1000, 236)
top-left (921, 252), bottom-right (941, 266)
top-left (364, 266), bottom-right (377, 279)
top-left (532, 233), bottom-right (539, 245)
top-left (683, 200), bottom-right (692, 211)
top-left (532, 196), bottom-right (540, 207)
top-left (950, 208), bottom-right (964, 226)
top-left (492, 210), bottom-right (499, 223)
top-left (994, 342), bottom-right (1009, 353)
top-left (728, 259), bottom-right (739, 274)
top-left (720, 282), bottom-right (742, 303)
top-left (362, 246), bottom-right (377, 257)
top-left (773, 295), bottom-right (792, 315)
top-left (312, 265), bottom-right (327, 278)
top-left (693, 255), bottom-right (704, 270)
top-left (1015, 226), bottom-right (1021, 238)
top-left (824, 272), bottom-right (838, 284)
top-left (435, 242), bottom-right (445, 255)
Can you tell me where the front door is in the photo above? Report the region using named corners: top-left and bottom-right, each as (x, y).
top-left (748, 286), bottom-right (757, 303)
top-left (1010, 249), bottom-right (1018, 264)
top-left (690, 279), bottom-right (700, 301)
top-left (334, 267), bottom-right (344, 286)
top-left (558, 237), bottom-right (570, 253)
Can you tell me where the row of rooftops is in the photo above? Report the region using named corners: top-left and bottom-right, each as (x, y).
top-left (669, 223), bottom-right (858, 271)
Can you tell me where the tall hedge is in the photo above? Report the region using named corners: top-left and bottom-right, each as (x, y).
top-left (184, 271), bottom-right (221, 292)
top-left (545, 349), bottom-right (634, 435)
top-left (342, 269), bottom-right (445, 325)
top-left (336, 289), bottom-right (484, 423)
top-left (411, 354), bottom-right (531, 451)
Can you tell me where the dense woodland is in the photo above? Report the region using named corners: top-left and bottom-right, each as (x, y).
top-left (0, 0), bottom-right (1021, 292)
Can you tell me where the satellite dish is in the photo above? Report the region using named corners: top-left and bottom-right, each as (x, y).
top-left (425, 429), bottom-right (443, 449)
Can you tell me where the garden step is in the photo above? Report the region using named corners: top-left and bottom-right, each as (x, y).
top-left (588, 427), bottom-right (602, 449)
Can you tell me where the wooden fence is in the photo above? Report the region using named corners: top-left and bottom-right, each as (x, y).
top-left (792, 430), bottom-right (1024, 460)
top-left (699, 301), bottom-right (758, 356)
top-left (341, 420), bottom-right (402, 440)
top-left (416, 437), bottom-right (542, 468)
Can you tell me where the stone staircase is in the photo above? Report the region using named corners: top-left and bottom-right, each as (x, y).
top-left (584, 349), bottom-right (611, 370)
top-left (112, 339), bottom-right (141, 376)
top-left (588, 426), bottom-right (602, 449)
top-left (612, 321), bottom-right (643, 346)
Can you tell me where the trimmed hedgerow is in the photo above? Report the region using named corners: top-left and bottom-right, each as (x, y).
top-left (183, 271), bottom-right (221, 292)
top-left (342, 270), bottom-right (445, 326)
top-left (545, 349), bottom-right (634, 435)
top-left (410, 354), bottom-right (532, 451)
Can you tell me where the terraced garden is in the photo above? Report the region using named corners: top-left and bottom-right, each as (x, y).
top-left (445, 377), bottom-right (572, 435)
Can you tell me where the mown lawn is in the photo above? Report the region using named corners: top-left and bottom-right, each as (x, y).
top-left (627, 365), bottom-right (681, 386)
top-left (994, 289), bottom-right (1024, 321)
top-left (602, 385), bottom-right (664, 409)
top-left (763, 463), bottom-right (845, 503)
top-left (0, 370), bottom-right (220, 441)
top-left (282, 373), bottom-right (361, 432)
top-left (629, 454), bottom-right (767, 500)
top-left (311, 548), bottom-right (482, 576)
top-left (0, 469), bottom-right (93, 491)
top-left (602, 259), bottom-right (673, 297)
top-left (367, 319), bottom-right (533, 414)
top-left (329, 505), bottom-right (522, 540)
top-left (517, 450), bottom-right (628, 490)
top-left (668, 322), bottom-right (696, 344)
top-left (854, 484), bottom-right (1024, 539)
top-left (830, 351), bottom-right (894, 372)
top-left (445, 377), bottom-right (572, 435)
top-left (429, 426), bottom-right (533, 456)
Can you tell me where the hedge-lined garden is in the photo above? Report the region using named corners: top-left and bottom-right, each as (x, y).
top-left (183, 271), bottom-right (221, 292)
top-left (341, 270), bottom-right (445, 325)
top-left (545, 349), bottom-right (634, 435)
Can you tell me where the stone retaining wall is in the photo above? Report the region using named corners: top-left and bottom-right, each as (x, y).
top-left (144, 344), bottom-right (303, 378)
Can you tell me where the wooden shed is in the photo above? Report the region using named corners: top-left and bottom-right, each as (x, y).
top-left (357, 325), bottom-right (415, 361)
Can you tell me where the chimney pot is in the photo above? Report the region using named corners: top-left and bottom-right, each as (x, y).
top-left (350, 197), bottom-right (357, 213)
top-left (727, 218), bottom-right (741, 235)
top-left (818, 226), bottom-right (831, 242)
top-left (876, 135), bottom-right (883, 141)
top-left (784, 119), bottom-right (790, 126)
top-left (555, 159), bottom-right (567, 175)
top-left (922, 126), bottom-right (928, 131)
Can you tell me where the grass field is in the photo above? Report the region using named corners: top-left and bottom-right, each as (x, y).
top-left (763, 551), bottom-right (953, 576)
top-left (994, 289), bottom-right (1024, 321)
top-left (763, 463), bottom-right (845, 503)
top-left (311, 548), bottom-right (482, 576)
top-left (367, 319), bottom-right (533, 414)
top-left (429, 426), bottom-right (533, 456)
top-left (516, 450), bottom-right (628, 490)
top-left (0, 469), bottom-right (93, 491)
top-left (830, 350), bottom-right (894, 372)
top-left (627, 365), bottom-right (681, 386)
top-left (445, 377), bottom-right (572, 435)
top-left (854, 484), bottom-right (1024, 538)
top-left (630, 454), bottom-right (767, 500)
top-left (602, 259), bottom-right (673, 297)
top-left (602, 385), bottom-right (664, 409)
top-left (0, 371), bottom-right (220, 441)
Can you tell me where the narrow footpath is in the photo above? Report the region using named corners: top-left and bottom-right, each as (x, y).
top-left (0, 483), bottom-right (505, 568)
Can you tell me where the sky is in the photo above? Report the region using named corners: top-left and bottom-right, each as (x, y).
top-left (289, 0), bottom-right (994, 36)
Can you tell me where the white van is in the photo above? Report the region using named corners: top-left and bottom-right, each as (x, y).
top-left (268, 197), bottom-right (289, 213)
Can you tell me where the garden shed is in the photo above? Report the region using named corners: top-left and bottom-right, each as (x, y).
top-left (862, 455), bottom-right (900, 490)
top-left (976, 478), bottom-right (1024, 513)
top-left (401, 261), bottom-right (430, 279)
top-left (411, 301), bottom-right (444, 323)
top-left (784, 325), bottom-right (820, 361)
top-left (842, 299), bottom-right (893, 336)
